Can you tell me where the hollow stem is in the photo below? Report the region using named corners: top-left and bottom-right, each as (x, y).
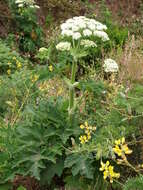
top-left (69, 59), bottom-right (77, 121)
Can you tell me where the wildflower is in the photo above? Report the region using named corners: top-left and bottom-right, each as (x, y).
top-left (61, 30), bottom-right (73, 37)
top-left (59, 16), bottom-right (109, 42)
top-left (83, 29), bottom-right (92, 36)
top-left (103, 59), bottom-right (119, 73)
top-left (72, 32), bottom-right (81, 40)
top-left (113, 137), bottom-right (132, 158)
top-left (94, 30), bottom-right (109, 41)
top-left (49, 65), bottom-right (53, 72)
top-left (80, 39), bottom-right (97, 48)
top-left (79, 135), bottom-right (88, 144)
top-left (16, 62), bottom-right (22, 69)
top-left (7, 69), bottom-right (11, 75)
top-left (56, 42), bottom-right (71, 51)
top-left (79, 121), bottom-right (96, 144)
top-left (31, 74), bottom-right (39, 83)
top-left (80, 124), bottom-right (85, 129)
top-left (100, 161), bottom-right (120, 183)
top-left (15, 0), bottom-right (39, 9)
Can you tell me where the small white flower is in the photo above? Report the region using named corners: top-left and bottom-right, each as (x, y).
top-left (103, 59), bottom-right (119, 73)
top-left (61, 30), bottom-right (73, 37)
top-left (94, 30), bottom-right (109, 41)
top-left (56, 42), bottom-right (71, 51)
top-left (87, 23), bottom-right (96, 31)
top-left (15, 0), bottom-right (40, 9)
top-left (71, 25), bottom-right (79, 32)
top-left (83, 29), bottom-right (92, 36)
top-left (72, 32), bottom-right (81, 40)
top-left (61, 23), bottom-right (71, 30)
top-left (80, 39), bottom-right (97, 48)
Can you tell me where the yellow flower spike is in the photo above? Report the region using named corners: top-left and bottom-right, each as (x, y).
top-left (105, 161), bottom-right (110, 167)
top-left (16, 62), bottom-right (22, 69)
top-left (99, 161), bottom-right (105, 171)
top-left (121, 137), bottom-right (125, 144)
top-left (103, 170), bottom-right (108, 180)
top-left (87, 134), bottom-right (91, 140)
top-left (80, 124), bottom-right (85, 129)
top-left (122, 144), bottom-right (132, 155)
top-left (49, 65), bottom-right (53, 72)
top-left (113, 145), bottom-right (122, 156)
top-left (83, 135), bottom-right (87, 141)
top-left (7, 69), bottom-right (11, 75)
top-left (79, 136), bottom-right (85, 144)
top-left (115, 139), bottom-right (121, 145)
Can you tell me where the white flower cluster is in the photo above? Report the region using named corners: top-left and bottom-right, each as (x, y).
top-left (56, 42), bottom-right (71, 51)
top-left (80, 39), bottom-right (97, 48)
top-left (60, 16), bottom-right (109, 41)
top-left (103, 59), bottom-right (119, 73)
top-left (15, 0), bottom-right (40, 8)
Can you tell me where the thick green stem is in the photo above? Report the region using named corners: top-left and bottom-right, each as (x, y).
top-left (69, 60), bottom-right (77, 120)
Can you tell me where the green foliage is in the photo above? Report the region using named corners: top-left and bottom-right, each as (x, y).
top-left (17, 186), bottom-right (27, 190)
top-left (0, 40), bottom-right (25, 74)
top-left (8, 0), bottom-right (43, 53)
top-left (123, 175), bottom-right (143, 190)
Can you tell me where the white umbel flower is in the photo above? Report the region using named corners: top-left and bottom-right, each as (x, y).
top-left (59, 16), bottom-right (108, 42)
top-left (15, 0), bottom-right (39, 8)
top-left (94, 31), bottom-right (109, 41)
top-left (103, 59), bottom-right (119, 73)
top-left (72, 32), bottom-right (81, 40)
top-left (56, 42), bottom-right (71, 51)
top-left (83, 29), bottom-right (92, 36)
top-left (61, 30), bottom-right (73, 37)
top-left (80, 40), bottom-right (97, 48)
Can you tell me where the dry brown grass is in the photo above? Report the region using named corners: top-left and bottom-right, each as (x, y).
top-left (107, 35), bottom-right (143, 84)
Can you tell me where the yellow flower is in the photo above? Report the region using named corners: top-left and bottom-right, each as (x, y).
top-left (79, 135), bottom-right (87, 144)
top-left (103, 170), bottom-right (108, 179)
top-left (12, 56), bottom-right (16, 60)
top-left (16, 62), bottom-right (22, 69)
top-left (122, 144), bottom-right (132, 155)
top-left (113, 137), bottom-right (132, 157)
top-left (115, 139), bottom-right (121, 145)
top-left (7, 69), bottom-right (11, 75)
top-left (49, 65), bottom-right (53, 72)
top-left (100, 161), bottom-right (120, 183)
top-left (113, 145), bottom-right (122, 156)
top-left (31, 74), bottom-right (39, 83)
top-left (80, 124), bottom-right (85, 129)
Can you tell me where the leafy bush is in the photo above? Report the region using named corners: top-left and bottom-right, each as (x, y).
top-left (0, 40), bottom-right (26, 74)
top-left (8, 0), bottom-right (43, 53)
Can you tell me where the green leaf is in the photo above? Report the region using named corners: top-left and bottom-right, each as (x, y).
top-left (17, 186), bottom-right (27, 190)
top-left (65, 154), bottom-right (94, 179)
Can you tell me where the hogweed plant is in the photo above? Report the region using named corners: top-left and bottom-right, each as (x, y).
top-left (56, 16), bottom-right (110, 120)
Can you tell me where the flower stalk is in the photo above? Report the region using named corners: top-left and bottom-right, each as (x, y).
top-left (68, 59), bottom-right (77, 120)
